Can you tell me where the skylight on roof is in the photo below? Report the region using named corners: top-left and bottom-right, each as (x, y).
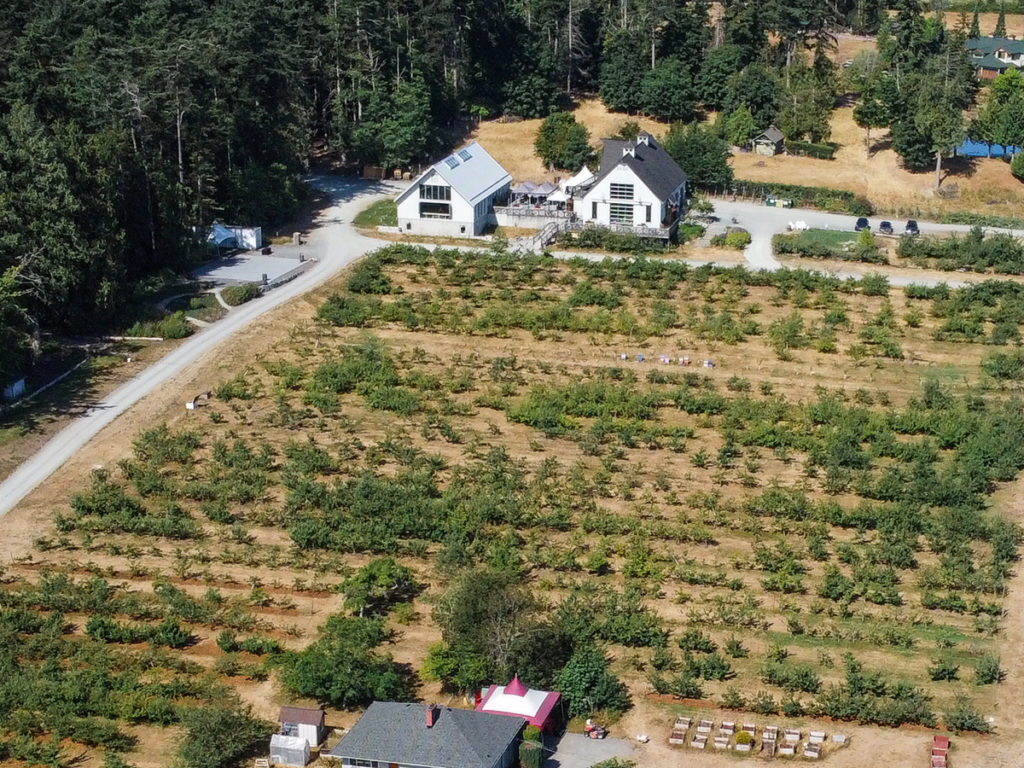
top-left (444, 157), bottom-right (460, 169)
top-left (458, 149), bottom-right (472, 161)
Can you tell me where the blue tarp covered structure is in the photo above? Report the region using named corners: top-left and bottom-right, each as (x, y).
top-left (955, 139), bottom-right (1021, 158)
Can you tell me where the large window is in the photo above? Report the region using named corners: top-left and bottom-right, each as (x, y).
top-left (420, 184), bottom-right (451, 201)
top-left (609, 183), bottom-right (634, 200)
top-left (419, 202), bottom-right (451, 219)
top-left (609, 203), bottom-right (633, 225)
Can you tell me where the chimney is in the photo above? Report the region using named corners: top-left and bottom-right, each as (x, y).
top-left (426, 704), bottom-right (439, 728)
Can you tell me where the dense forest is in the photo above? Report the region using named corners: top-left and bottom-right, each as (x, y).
top-left (0, 0), bottom-right (986, 385)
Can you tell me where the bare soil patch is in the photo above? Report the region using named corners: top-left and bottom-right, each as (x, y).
top-left (6, 242), bottom-right (1024, 768)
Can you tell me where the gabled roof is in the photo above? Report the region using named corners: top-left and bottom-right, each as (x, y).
top-left (754, 126), bottom-right (785, 144)
top-left (326, 702), bottom-right (525, 768)
top-left (476, 677), bottom-right (561, 729)
top-left (279, 706), bottom-right (325, 726)
top-left (396, 142), bottom-right (511, 207)
top-left (594, 132), bottom-right (687, 201)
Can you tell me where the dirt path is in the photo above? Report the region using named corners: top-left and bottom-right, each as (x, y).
top-left (0, 176), bottom-right (400, 520)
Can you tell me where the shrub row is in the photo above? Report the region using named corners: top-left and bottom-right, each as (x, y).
top-left (785, 140), bottom-right (836, 159)
top-left (221, 283), bottom-right (261, 306)
top-left (723, 180), bottom-right (873, 216)
top-left (936, 211), bottom-right (1024, 229)
top-left (897, 228), bottom-right (1024, 274)
top-left (772, 232), bottom-right (886, 264)
top-left (556, 226), bottom-right (670, 254)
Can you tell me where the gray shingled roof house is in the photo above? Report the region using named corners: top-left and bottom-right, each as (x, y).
top-left (325, 702), bottom-right (526, 768)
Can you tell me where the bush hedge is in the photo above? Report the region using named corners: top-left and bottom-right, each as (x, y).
top-left (221, 283), bottom-right (261, 306)
top-left (936, 211), bottom-right (1024, 229)
top-left (785, 140), bottom-right (836, 160)
top-left (772, 232), bottom-right (886, 264)
top-left (719, 180), bottom-right (873, 216)
top-left (897, 228), bottom-right (1024, 274)
top-left (712, 230), bottom-right (752, 249)
top-left (124, 311), bottom-right (194, 339)
top-left (556, 226), bottom-right (669, 254)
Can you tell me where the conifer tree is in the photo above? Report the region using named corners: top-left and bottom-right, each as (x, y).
top-left (995, 3), bottom-right (1008, 37)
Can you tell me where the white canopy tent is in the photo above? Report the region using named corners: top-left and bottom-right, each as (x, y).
top-left (563, 166), bottom-right (595, 194)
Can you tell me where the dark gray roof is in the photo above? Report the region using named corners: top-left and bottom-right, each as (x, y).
top-left (754, 126), bottom-right (785, 144)
top-left (595, 132), bottom-right (687, 201)
top-left (326, 702), bottom-right (525, 768)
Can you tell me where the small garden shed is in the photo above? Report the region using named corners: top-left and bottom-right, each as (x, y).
top-left (279, 706), bottom-right (327, 748)
top-left (752, 126), bottom-right (785, 156)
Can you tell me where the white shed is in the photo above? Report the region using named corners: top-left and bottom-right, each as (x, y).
top-left (279, 706), bottom-right (327, 748)
top-left (396, 142), bottom-right (511, 237)
top-left (270, 734), bottom-right (310, 767)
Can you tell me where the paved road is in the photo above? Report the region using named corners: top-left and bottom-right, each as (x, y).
top-left (712, 199), bottom-right (1021, 283)
top-left (0, 176), bottom-right (401, 520)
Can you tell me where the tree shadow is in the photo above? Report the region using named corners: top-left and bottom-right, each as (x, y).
top-left (268, 174), bottom-right (396, 241)
top-left (943, 155), bottom-right (979, 181)
top-left (0, 344), bottom-right (127, 438)
top-left (835, 91), bottom-right (860, 108)
top-left (868, 137), bottom-right (893, 156)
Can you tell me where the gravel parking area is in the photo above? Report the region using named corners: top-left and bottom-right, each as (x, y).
top-left (545, 733), bottom-right (635, 768)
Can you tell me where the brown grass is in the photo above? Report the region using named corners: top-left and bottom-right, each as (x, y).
top-left (731, 104), bottom-right (1024, 217)
top-left (471, 99), bottom-right (670, 183)
top-left (473, 94), bottom-right (1024, 220)
top-left (941, 11), bottom-right (1024, 38)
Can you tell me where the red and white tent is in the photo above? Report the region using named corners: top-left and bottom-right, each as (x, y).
top-left (475, 676), bottom-right (561, 731)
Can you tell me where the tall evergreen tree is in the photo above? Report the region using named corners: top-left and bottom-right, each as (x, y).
top-left (662, 123), bottom-right (734, 187)
top-left (995, 3), bottom-right (1008, 37)
top-left (599, 30), bottom-right (648, 113)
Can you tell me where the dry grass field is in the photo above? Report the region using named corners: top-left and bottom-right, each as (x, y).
top-left (941, 11), bottom-right (1024, 38)
top-left (7, 243), bottom-right (1024, 768)
top-left (473, 96), bottom-right (1024, 220)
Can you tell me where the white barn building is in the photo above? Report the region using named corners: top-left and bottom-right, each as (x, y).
top-left (578, 131), bottom-right (687, 239)
top-left (396, 142), bottom-right (511, 237)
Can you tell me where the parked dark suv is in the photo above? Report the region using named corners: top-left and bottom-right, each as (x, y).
top-left (879, 221), bottom-right (894, 235)
top-left (855, 217), bottom-right (870, 232)
top-left (905, 220), bottom-right (920, 235)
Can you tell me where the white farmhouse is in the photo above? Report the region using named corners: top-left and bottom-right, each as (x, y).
top-left (396, 142), bottom-right (511, 237)
top-left (578, 131), bottom-right (687, 239)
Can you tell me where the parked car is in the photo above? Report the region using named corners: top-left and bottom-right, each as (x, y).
top-left (879, 221), bottom-right (893, 235)
top-left (905, 219), bottom-right (920, 235)
top-left (855, 217), bottom-right (870, 231)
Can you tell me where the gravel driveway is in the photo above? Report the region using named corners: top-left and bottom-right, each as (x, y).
top-left (544, 733), bottom-right (636, 768)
